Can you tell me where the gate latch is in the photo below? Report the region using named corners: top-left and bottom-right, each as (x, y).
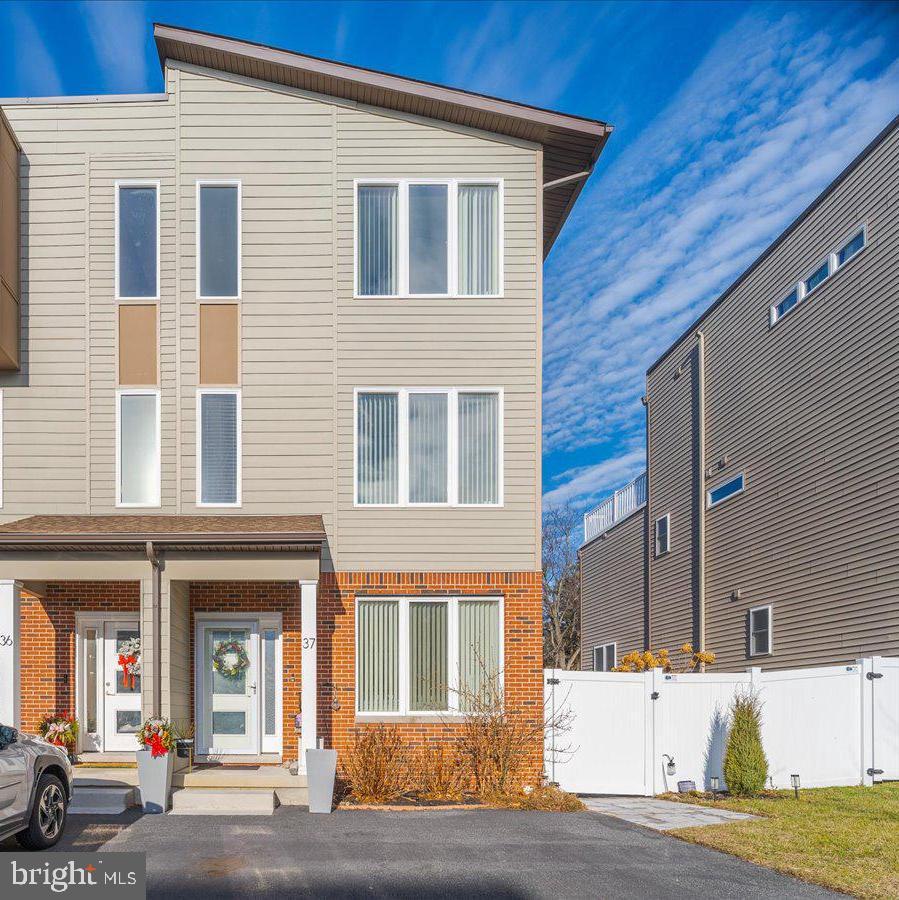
top-left (867, 672), bottom-right (883, 680)
top-left (867, 768), bottom-right (884, 776)
top-left (547, 677), bottom-right (560, 685)
top-left (650, 691), bottom-right (660, 700)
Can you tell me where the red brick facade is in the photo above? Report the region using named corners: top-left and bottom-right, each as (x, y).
top-left (17, 572), bottom-right (543, 783)
top-left (19, 582), bottom-right (140, 733)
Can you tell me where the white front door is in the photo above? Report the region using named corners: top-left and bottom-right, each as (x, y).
top-left (197, 621), bottom-right (259, 755)
top-left (102, 621), bottom-right (143, 751)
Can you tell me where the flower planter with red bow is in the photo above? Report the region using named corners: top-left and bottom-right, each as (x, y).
top-left (135, 716), bottom-right (176, 813)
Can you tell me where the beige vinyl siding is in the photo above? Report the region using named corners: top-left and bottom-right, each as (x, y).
top-left (645, 120), bottom-right (899, 670)
top-left (646, 345), bottom-right (699, 652)
top-left (334, 104), bottom-right (540, 571)
top-left (165, 578), bottom-right (191, 723)
top-left (579, 507), bottom-right (646, 669)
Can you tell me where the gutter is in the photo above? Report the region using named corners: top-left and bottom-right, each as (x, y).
top-left (696, 332), bottom-right (707, 661)
top-left (146, 541), bottom-right (162, 718)
top-left (0, 531), bottom-right (327, 547)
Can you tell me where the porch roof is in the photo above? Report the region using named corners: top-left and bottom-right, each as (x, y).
top-left (0, 514), bottom-right (326, 552)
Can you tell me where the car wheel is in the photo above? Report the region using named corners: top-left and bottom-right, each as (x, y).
top-left (16, 773), bottom-right (67, 850)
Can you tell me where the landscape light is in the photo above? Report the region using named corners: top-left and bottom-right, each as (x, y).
top-left (790, 774), bottom-right (800, 799)
top-left (710, 776), bottom-right (720, 796)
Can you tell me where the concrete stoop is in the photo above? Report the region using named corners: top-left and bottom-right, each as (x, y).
top-left (69, 785), bottom-right (138, 815)
top-left (169, 787), bottom-right (278, 816)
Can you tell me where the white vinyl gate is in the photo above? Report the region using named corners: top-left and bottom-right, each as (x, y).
top-left (546, 657), bottom-right (899, 795)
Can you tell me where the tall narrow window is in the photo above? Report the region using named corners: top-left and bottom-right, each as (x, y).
top-left (117, 390), bottom-right (160, 506)
top-left (408, 392), bottom-right (448, 504)
top-left (458, 184), bottom-right (499, 296)
top-left (459, 599), bottom-right (501, 710)
top-left (357, 185), bottom-right (398, 296)
top-left (749, 605), bottom-right (772, 656)
top-left (198, 183), bottom-right (240, 298)
top-left (357, 600), bottom-right (399, 713)
top-left (356, 392), bottom-right (399, 505)
top-left (654, 513), bottom-right (671, 556)
top-left (198, 390), bottom-right (240, 506)
top-left (408, 183), bottom-right (448, 294)
top-left (409, 601), bottom-right (448, 711)
top-left (458, 391), bottom-right (500, 505)
top-left (117, 183), bottom-right (158, 299)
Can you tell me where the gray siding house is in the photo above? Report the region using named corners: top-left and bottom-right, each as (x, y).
top-left (580, 114), bottom-right (899, 672)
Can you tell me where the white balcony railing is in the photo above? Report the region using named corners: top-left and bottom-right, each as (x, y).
top-left (583, 471), bottom-right (647, 543)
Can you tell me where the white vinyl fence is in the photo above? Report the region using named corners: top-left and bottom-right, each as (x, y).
top-left (545, 656), bottom-right (899, 796)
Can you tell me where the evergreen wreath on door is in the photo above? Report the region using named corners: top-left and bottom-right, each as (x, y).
top-left (212, 638), bottom-right (250, 678)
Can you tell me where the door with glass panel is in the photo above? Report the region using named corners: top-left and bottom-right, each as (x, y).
top-left (198, 622), bottom-right (259, 755)
top-left (102, 621), bottom-right (143, 751)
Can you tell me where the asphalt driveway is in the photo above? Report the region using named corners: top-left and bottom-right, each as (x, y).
top-left (4, 806), bottom-right (839, 899)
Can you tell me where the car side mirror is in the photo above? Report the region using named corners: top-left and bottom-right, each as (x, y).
top-left (0, 725), bottom-right (18, 748)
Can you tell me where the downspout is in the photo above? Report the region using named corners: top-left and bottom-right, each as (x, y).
top-left (146, 541), bottom-right (162, 717)
top-left (696, 332), bottom-right (707, 661)
top-left (641, 393), bottom-right (651, 651)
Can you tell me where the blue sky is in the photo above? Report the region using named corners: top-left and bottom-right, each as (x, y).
top-left (2, 1), bottom-right (898, 517)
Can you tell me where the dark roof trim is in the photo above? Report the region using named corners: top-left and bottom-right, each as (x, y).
top-left (153, 22), bottom-right (610, 138)
top-left (0, 532), bottom-right (325, 548)
top-left (647, 113), bottom-right (899, 376)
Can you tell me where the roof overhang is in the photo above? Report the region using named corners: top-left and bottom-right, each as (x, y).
top-left (153, 22), bottom-right (612, 257)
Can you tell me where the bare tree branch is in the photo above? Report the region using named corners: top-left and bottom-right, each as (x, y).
top-left (542, 503), bottom-right (581, 670)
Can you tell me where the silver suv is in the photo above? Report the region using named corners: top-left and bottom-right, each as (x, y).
top-left (0, 724), bottom-right (73, 849)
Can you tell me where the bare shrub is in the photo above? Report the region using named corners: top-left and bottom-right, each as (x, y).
top-left (415, 743), bottom-right (466, 802)
top-left (342, 724), bottom-right (409, 803)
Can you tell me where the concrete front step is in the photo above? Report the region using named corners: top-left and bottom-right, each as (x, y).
top-left (169, 788), bottom-right (278, 816)
top-left (69, 786), bottom-right (138, 815)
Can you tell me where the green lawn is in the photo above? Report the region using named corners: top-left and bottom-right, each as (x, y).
top-left (665, 783), bottom-right (899, 899)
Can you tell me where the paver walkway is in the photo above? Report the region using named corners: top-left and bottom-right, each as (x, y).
top-left (582, 795), bottom-right (758, 830)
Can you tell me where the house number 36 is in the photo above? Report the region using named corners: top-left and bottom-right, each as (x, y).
top-left (0, 634), bottom-right (12, 647)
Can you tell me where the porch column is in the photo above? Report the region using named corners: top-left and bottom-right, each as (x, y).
top-left (0, 580), bottom-right (22, 727)
top-left (300, 580), bottom-right (318, 757)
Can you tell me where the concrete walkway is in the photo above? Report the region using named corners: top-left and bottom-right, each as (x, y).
top-left (582, 796), bottom-right (758, 830)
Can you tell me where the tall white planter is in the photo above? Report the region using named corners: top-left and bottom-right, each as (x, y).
top-left (305, 748), bottom-right (337, 813)
top-left (136, 749), bottom-right (174, 813)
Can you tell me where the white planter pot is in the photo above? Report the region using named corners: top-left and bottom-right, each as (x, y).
top-left (305, 748), bottom-right (337, 814)
top-left (136, 749), bottom-right (174, 814)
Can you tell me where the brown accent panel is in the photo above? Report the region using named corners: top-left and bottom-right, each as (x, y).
top-left (199, 303), bottom-right (239, 385)
top-left (118, 303), bottom-right (159, 386)
top-left (0, 110), bottom-right (20, 370)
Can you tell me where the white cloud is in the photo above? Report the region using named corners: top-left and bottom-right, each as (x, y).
top-left (7, 6), bottom-right (63, 95)
top-left (80, 0), bottom-right (149, 92)
top-left (543, 2), bottom-right (899, 518)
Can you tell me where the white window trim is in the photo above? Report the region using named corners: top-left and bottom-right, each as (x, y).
top-left (748, 604), bottom-right (773, 657)
top-left (354, 594), bottom-right (505, 718)
top-left (115, 388), bottom-right (161, 508)
top-left (353, 178), bottom-right (504, 300)
top-left (196, 388), bottom-right (243, 508)
top-left (654, 513), bottom-right (670, 556)
top-left (115, 180), bottom-right (161, 301)
top-left (196, 179), bottom-right (242, 301)
top-left (770, 223), bottom-right (866, 326)
top-left (593, 642), bottom-right (616, 672)
top-left (707, 472), bottom-right (745, 509)
top-left (353, 387), bottom-right (504, 508)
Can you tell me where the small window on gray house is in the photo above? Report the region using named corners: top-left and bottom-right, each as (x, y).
top-left (749, 605), bottom-right (772, 656)
top-left (199, 183), bottom-right (240, 298)
top-left (707, 473), bottom-right (744, 508)
top-left (836, 229), bottom-right (865, 268)
top-left (803, 260), bottom-right (829, 295)
top-left (654, 513), bottom-right (670, 556)
top-left (593, 643), bottom-right (616, 672)
top-left (773, 288), bottom-right (799, 322)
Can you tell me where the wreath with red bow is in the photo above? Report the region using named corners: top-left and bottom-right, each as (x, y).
top-left (117, 636), bottom-right (142, 690)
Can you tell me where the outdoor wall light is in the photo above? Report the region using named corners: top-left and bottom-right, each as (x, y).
top-left (791, 774), bottom-right (800, 799)
top-left (710, 776), bottom-right (720, 795)
top-left (663, 754), bottom-right (676, 776)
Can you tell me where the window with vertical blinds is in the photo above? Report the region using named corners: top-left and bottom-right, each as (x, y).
top-left (355, 180), bottom-right (501, 297)
top-left (356, 389), bottom-right (501, 506)
top-left (199, 391), bottom-right (239, 505)
top-left (357, 600), bottom-right (400, 713)
top-left (118, 391), bottom-right (159, 506)
top-left (458, 184), bottom-right (499, 296)
top-left (356, 392), bottom-right (399, 504)
top-left (356, 597), bottom-right (502, 716)
top-left (458, 392), bottom-right (500, 505)
top-left (408, 392), bottom-right (448, 504)
top-left (357, 185), bottom-right (398, 296)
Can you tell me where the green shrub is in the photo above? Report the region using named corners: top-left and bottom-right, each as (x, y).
top-left (723, 691), bottom-right (768, 796)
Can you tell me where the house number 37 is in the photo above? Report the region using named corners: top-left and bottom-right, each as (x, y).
top-left (302, 637), bottom-right (316, 650)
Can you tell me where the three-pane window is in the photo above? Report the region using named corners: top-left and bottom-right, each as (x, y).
top-left (197, 390), bottom-right (241, 506)
top-left (356, 180), bottom-right (502, 297)
top-left (749, 605), bottom-right (772, 656)
top-left (356, 597), bottom-right (502, 715)
top-left (117, 390), bottom-right (160, 507)
top-left (198, 182), bottom-right (240, 299)
top-left (355, 388), bottom-right (502, 506)
top-left (116, 183), bottom-right (159, 299)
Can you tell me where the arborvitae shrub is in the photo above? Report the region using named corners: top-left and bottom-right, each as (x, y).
top-left (723, 691), bottom-right (768, 796)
